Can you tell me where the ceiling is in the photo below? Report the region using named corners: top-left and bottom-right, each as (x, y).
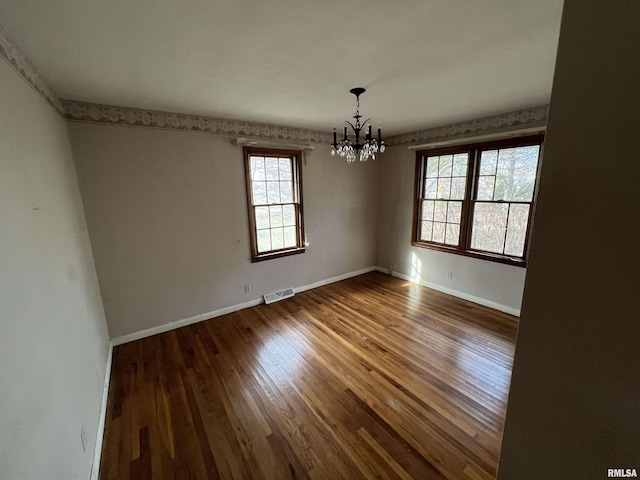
top-left (0, 0), bottom-right (563, 135)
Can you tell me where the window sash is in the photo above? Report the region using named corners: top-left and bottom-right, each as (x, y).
top-left (469, 200), bottom-right (533, 257)
top-left (253, 203), bottom-right (301, 254)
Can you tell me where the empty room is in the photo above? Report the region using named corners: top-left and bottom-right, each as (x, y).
top-left (1, 1), bottom-right (638, 479)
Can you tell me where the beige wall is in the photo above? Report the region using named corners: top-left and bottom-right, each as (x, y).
top-left (68, 122), bottom-right (378, 339)
top-left (0, 60), bottom-right (110, 479)
top-left (376, 145), bottom-right (527, 315)
top-left (498, 1), bottom-right (640, 477)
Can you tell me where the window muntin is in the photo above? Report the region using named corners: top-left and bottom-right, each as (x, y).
top-left (419, 153), bottom-right (468, 246)
top-left (244, 148), bottom-right (305, 261)
top-left (413, 135), bottom-right (543, 266)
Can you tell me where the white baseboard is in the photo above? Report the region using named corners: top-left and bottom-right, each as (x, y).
top-left (293, 266), bottom-right (378, 294)
top-left (375, 266), bottom-right (520, 317)
top-left (90, 341), bottom-right (113, 480)
top-left (111, 297), bottom-right (264, 346)
top-left (111, 263), bottom-right (517, 347)
top-left (111, 266), bottom-right (379, 346)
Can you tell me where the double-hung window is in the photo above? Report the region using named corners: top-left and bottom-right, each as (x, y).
top-left (244, 147), bottom-right (305, 262)
top-left (412, 134), bottom-right (544, 266)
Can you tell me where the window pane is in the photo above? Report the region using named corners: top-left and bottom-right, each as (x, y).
top-left (271, 228), bottom-right (284, 250)
top-left (255, 206), bottom-right (269, 229)
top-left (434, 201), bottom-right (447, 222)
top-left (447, 201), bottom-right (462, 224)
top-left (494, 146), bottom-right (540, 201)
top-left (278, 158), bottom-right (292, 180)
top-left (445, 223), bottom-right (460, 246)
top-left (426, 156), bottom-right (439, 177)
top-left (471, 202), bottom-right (509, 254)
top-left (480, 150), bottom-right (498, 175)
top-left (432, 222), bottom-right (445, 243)
top-left (280, 181), bottom-right (293, 203)
top-left (437, 178), bottom-right (451, 199)
top-left (422, 200), bottom-right (434, 221)
top-left (504, 204), bottom-right (530, 257)
top-left (451, 177), bottom-right (466, 200)
top-left (265, 158), bottom-right (280, 180)
top-left (269, 206), bottom-right (283, 228)
top-left (282, 204), bottom-right (295, 226)
top-left (252, 182), bottom-right (267, 204)
top-left (424, 178), bottom-right (438, 198)
top-left (266, 181), bottom-right (280, 204)
top-left (477, 176), bottom-right (495, 201)
top-left (283, 226), bottom-right (297, 248)
top-left (420, 221), bottom-right (433, 241)
top-left (438, 155), bottom-right (453, 177)
top-left (251, 157), bottom-right (265, 181)
top-left (453, 153), bottom-right (468, 176)
top-left (257, 229), bottom-right (271, 253)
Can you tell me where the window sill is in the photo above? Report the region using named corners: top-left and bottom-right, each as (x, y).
top-left (411, 241), bottom-right (527, 267)
top-left (251, 247), bottom-right (306, 263)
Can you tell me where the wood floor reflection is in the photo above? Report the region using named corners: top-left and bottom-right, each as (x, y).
top-left (100, 271), bottom-right (517, 480)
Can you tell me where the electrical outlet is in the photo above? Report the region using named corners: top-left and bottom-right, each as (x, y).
top-left (447, 271), bottom-right (453, 280)
top-left (244, 283), bottom-right (251, 293)
top-left (80, 425), bottom-right (87, 452)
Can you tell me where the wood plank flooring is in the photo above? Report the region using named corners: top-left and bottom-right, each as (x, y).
top-left (99, 271), bottom-right (517, 480)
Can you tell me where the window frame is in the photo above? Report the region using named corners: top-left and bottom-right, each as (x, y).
top-left (243, 147), bottom-right (306, 262)
top-left (411, 134), bottom-right (544, 267)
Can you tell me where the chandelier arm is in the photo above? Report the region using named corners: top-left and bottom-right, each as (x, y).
top-left (344, 121), bottom-right (356, 131)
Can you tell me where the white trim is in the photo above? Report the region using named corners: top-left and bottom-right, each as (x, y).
top-left (111, 298), bottom-right (264, 346)
top-left (375, 266), bottom-right (520, 317)
top-left (111, 266), bottom-right (379, 346)
top-left (294, 266), bottom-right (378, 294)
top-left (110, 264), bottom-right (517, 347)
top-left (90, 341), bottom-right (113, 480)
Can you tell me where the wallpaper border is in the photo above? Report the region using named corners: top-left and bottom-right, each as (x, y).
top-left (62, 100), bottom-right (335, 144)
top-left (63, 100), bottom-right (548, 146)
top-left (385, 105), bottom-right (549, 146)
top-left (1, 24), bottom-right (548, 145)
top-left (0, 25), bottom-right (64, 113)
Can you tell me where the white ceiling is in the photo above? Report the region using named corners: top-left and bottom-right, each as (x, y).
top-left (0, 0), bottom-right (563, 135)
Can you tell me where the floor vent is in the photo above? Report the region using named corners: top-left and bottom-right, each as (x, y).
top-left (264, 288), bottom-right (295, 304)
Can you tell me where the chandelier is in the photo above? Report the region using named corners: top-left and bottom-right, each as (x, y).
top-left (331, 87), bottom-right (385, 163)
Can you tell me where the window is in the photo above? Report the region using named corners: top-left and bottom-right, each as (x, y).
top-left (244, 147), bottom-right (305, 262)
top-left (412, 135), bottom-right (544, 266)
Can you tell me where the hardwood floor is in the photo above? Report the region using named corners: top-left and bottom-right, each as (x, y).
top-left (100, 272), bottom-right (518, 480)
